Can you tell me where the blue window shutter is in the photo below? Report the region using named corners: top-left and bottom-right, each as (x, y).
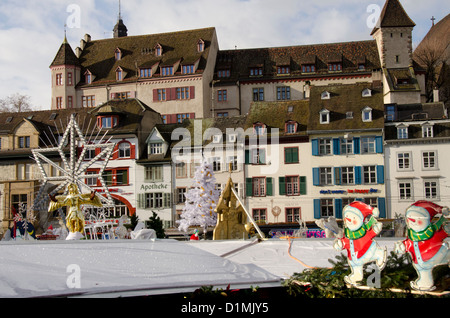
top-left (333, 138), bottom-right (340, 155)
top-left (353, 137), bottom-right (360, 154)
top-left (314, 199), bottom-right (321, 219)
top-left (312, 139), bottom-right (319, 156)
top-left (378, 198), bottom-right (386, 218)
top-left (313, 168), bottom-right (320, 186)
top-left (377, 165), bottom-right (385, 184)
top-left (355, 166), bottom-right (362, 185)
top-left (335, 199), bottom-right (343, 219)
top-left (376, 136), bottom-right (383, 154)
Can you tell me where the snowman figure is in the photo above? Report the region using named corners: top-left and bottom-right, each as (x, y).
top-left (394, 201), bottom-right (449, 291)
top-left (334, 201), bottom-right (387, 286)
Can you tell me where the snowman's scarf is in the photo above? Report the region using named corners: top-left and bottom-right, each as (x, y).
top-left (345, 216), bottom-right (377, 240)
top-left (407, 216), bottom-right (446, 242)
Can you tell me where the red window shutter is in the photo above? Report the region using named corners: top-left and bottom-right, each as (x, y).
top-left (170, 114), bottom-right (177, 124)
top-left (130, 145), bottom-right (136, 159)
top-left (153, 89), bottom-right (159, 102)
top-left (190, 86), bottom-right (195, 99)
top-left (112, 145), bottom-right (119, 160)
top-left (190, 113), bottom-right (196, 119)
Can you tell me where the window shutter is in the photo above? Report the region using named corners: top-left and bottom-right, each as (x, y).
top-left (378, 198), bottom-right (386, 218)
top-left (333, 138), bottom-right (341, 155)
top-left (300, 176), bottom-right (307, 195)
top-left (312, 139), bottom-right (319, 156)
top-left (376, 136), bottom-right (383, 154)
top-left (190, 86), bottom-right (195, 99)
top-left (279, 177), bottom-right (286, 195)
top-left (292, 147), bottom-right (299, 163)
top-left (153, 89), bottom-right (159, 102)
top-left (266, 178), bottom-right (273, 196)
top-left (245, 150), bottom-right (250, 164)
top-left (137, 194), bottom-right (145, 209)
top-left (335, 199), bottom-right (343, 219)
top-left (284, 148), bottom-right (291, 163)
top-left (353, 137), bottom-right (360, 154)
top-left (355, 166), bottom-right (362, 185)
top-left (377, 165), bottom-right (385, 184)
top-left (259, 148), bottom-right (266, 164)
top-left (313, 168), bottom-right (320, 186)
top-left (334, 167), bottom-right (341, 185)
top-left (314, 199), bottom-right (321, 219)
top-left (246, 178), bottom-right (253, 197)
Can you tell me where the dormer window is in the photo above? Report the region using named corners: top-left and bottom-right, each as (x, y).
top-left (362, 88), bottom-right (372, 97)
top-left (182, 64), bottom-right (195, 74)
top-left (116, 67), bottom-right (125, 81)
top-left (362, 107), bottom-right (373, 122)
top-left (319, 109), bottom-right (330, 124)
top-left (321, 91), bottom-right (331, 100)
top-left (250, 67), bottom-right (263, 76)
top-left (97, 116), bottom-right (119, 129)
top-left (140, 68), bottom-right (152, 78)
top-left (114, 48), bottom-right (122, 61)
top-left (358, 63), bottom-right (366, 70)
top-left (155, 44), bottom-right (163, 57)
top-left (213, 135), bottom-right (222, 143)
top-left (197, 39), bottom-right (205, 53)
top-left (422, 122), bottom-right (434, 138)
top-left (161, 66), bottom-right (174, 76)
top-left (277, 66), bottom-right (290, 75)
top-left (253, 123), bottom-right (266, 136)
top-left (302, 64), bottom-right (316, 73)
top-left (218, 68), bottom-right (231, 78)
top-left (285, 121), bottom-right (298, 134)
top-left (328, 63), bottom-right (342, 72)
top-left (85, 70), bottom-right (94, 84)
top-left (397, 124), bottom-right (409, 139)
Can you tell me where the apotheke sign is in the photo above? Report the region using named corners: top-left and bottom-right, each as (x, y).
top-left (140, 184), bottom-right (169, 191)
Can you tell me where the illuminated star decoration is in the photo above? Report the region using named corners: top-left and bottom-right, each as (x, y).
top-left (32, 113), bottom-right (116, 209)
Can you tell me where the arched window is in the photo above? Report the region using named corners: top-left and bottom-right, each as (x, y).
top-left (118, 142), bottom-right (131, 158)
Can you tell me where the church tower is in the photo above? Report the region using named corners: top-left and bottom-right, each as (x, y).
top-left (371, 0), bottom-right (420, 104)
top-left (113, 0), bottom-right (128, 38)
top-left (49, 35), bottom-right (81, 110)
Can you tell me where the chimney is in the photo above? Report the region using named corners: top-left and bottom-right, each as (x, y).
top-left (433, 88), bottom-right (440, 102)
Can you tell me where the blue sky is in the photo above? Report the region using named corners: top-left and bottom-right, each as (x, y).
top-left (0, 0), bottom-right (448, 110)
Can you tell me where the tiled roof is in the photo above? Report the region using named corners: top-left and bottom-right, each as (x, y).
top-left (371, 0), bottom-right (415, 35)
top-left (214, 40), bottom-right (380, 83)
top-left (50, 39), bottom-right (81, 67)
top-left (307, 82), bottom-right (385, 132)
top-left (76, 27), bottom-right (216, 87)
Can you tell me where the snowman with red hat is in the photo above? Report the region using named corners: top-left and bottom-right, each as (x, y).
top-left (334, 201), bottom-right (387, 286)
top-left (394, 200), bottom-right (449, 291)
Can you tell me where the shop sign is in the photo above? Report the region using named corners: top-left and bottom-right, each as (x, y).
top-left (140, 184), bottom-right (169, 191)
top-left (320, 188), bottom-right (379, 195)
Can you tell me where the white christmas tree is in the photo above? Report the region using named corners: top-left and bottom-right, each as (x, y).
top-left (177, 158), bottom-right (220, 235)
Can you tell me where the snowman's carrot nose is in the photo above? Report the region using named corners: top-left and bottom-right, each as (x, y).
top-left (408, 218), bottom-right (416, 223)
top-left (346, 218), bottom-right (352, 223)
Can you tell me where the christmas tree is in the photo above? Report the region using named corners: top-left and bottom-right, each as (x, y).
top-left (177, 158), bottom-right (220, 236)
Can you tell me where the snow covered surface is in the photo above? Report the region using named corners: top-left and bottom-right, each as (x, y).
top-left (0, 238), bottom-right (402, 298)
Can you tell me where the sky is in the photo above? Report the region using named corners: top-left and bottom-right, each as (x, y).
top-left (0, 0), bottom-right (448, 110)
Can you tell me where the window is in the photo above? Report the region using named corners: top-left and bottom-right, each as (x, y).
top-left (161, 66), bottom-right (174, 76)
top-left (252, 177), bottom-right (266, 197)
top-left (85, 72), bottom-right (92, 84)
top-left (277, 86), bottom-right (291, 100)
top-left (328, 63), bottom-right (342, 71)
top-left (84, 147), bottom-right (96, 161)
top-left (176, 188), bottom-right (187, 204)
top-left (218, 90), bottom-right (227, 102)
top-left (112, 92), bottom-right (130, 100)
top-left (56, 73), bottom-right (63, 86)
top-left (118, 142), bottom-right (131, 158)
top-left (341, 138), bottom-right (353, 155)
top-left (103, 168), bottom-right (129, 186)
top-left (251, 148), bottom-right (266, 165)
top-left (286, 176), bottom-right (300, 196)
top-left (183, 65), bottom-right (195, 74)
top-left (149, 143), bottom-right (163, 155)
top-left (98, 116), bottom-right (118, 129)
top-left (363, 166), bottom-right (377, 184)
top-left (176, 162), bottom-right (187, 178)
top-left (56, 97), bottom-right (63, 109)
top-left (399, 181), bottom-right (412, 200)
top-left (227, 156), bottom-right (238, 171)
top-left (361, 137), bottom-right (376, 154)
top-left (197, 40), bottom-right (205, 52)
top-left (116, 68), bottom-right (123, 81)
top-left (18, 136), bottom-right (30, 149)
top-left (17, 163), bottom-right (32, 180)
top-left (422, 124), bottom-right (434, 138)
top-left (302, 64), bottom-right (315, 73)
top-left (423, 151), bottom-right (436, 169)
top-left (341, 167), bottom-right (354, 185)
top-left (115, 48), bottom-right (122, 61)
top-left (397, 126), bottom-right (408, 139)
top-left (217, 112), bottom-right (228, 117)
top-left (85, 170), bottom-right (99, 186)
top-left (211, 157), bottom-right (222, 172)
top-left (253, 124), bottom-right (265, 136)
top-left (67, 72), bottom-right (73, 85)
top-left (82, 95), bottom-right (95, 107)
top-left (320, 167), bottom-right (333, 185)
top-left (398, 152), bottom-right (411, 170)
top-left (176, 87), bottom-right (190, 100)
top-left (386, 105), bottom-right (396, 121)
top-left (321, 91), bottom-right (331, 100)
top-left (177, 114), bottom-right (191, 123)
top-left (250, 67), bottom-right (263, 76)
top-left (285, 122), bottom-right (297, 134)
top-left (362, 107), bottom-right (372, 122)
top-left (358, 63), bottom-right (366, 70)
top-left (12, 194), bottom-right (28, 214)
top-left (253, 209), bottom-right (266, 223)
top-left (320, 109), bottom-right (330, 124)
top-left (346, 112), bottom-right (354, 119)
top-left (321, 199), bottom-right (334, 217)
top-left (157, 89), bottom-right (166, 101)
top-left (319, 139), bottom-right (332, 155)
top-left (424, 180), bottom-right (438, 199)
top-left (145, 193), bottom-right (163, 209)
top-left (253, 88), bottom-right (264, 101)
top-left (67, 96), bottom-right (73, 108)
top-left (145, 165), bottom-right (163, 181)
top-left (285, 147), bottom-right (299, 164)
top-left (362, 88), bottom-right (372, 97)
top-left (218, 69), bottom-right (230, 78)
top-left (140, 68), bottom-right (152, 78)
top-left (277, 66), bottom-right (290, 75)
top-left (286, 208), bottom-right (300, 223)
top-left (155, 44), bottom-right (162, 57)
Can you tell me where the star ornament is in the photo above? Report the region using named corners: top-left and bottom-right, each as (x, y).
top-left (32, 114), bottom-right (116, 209)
